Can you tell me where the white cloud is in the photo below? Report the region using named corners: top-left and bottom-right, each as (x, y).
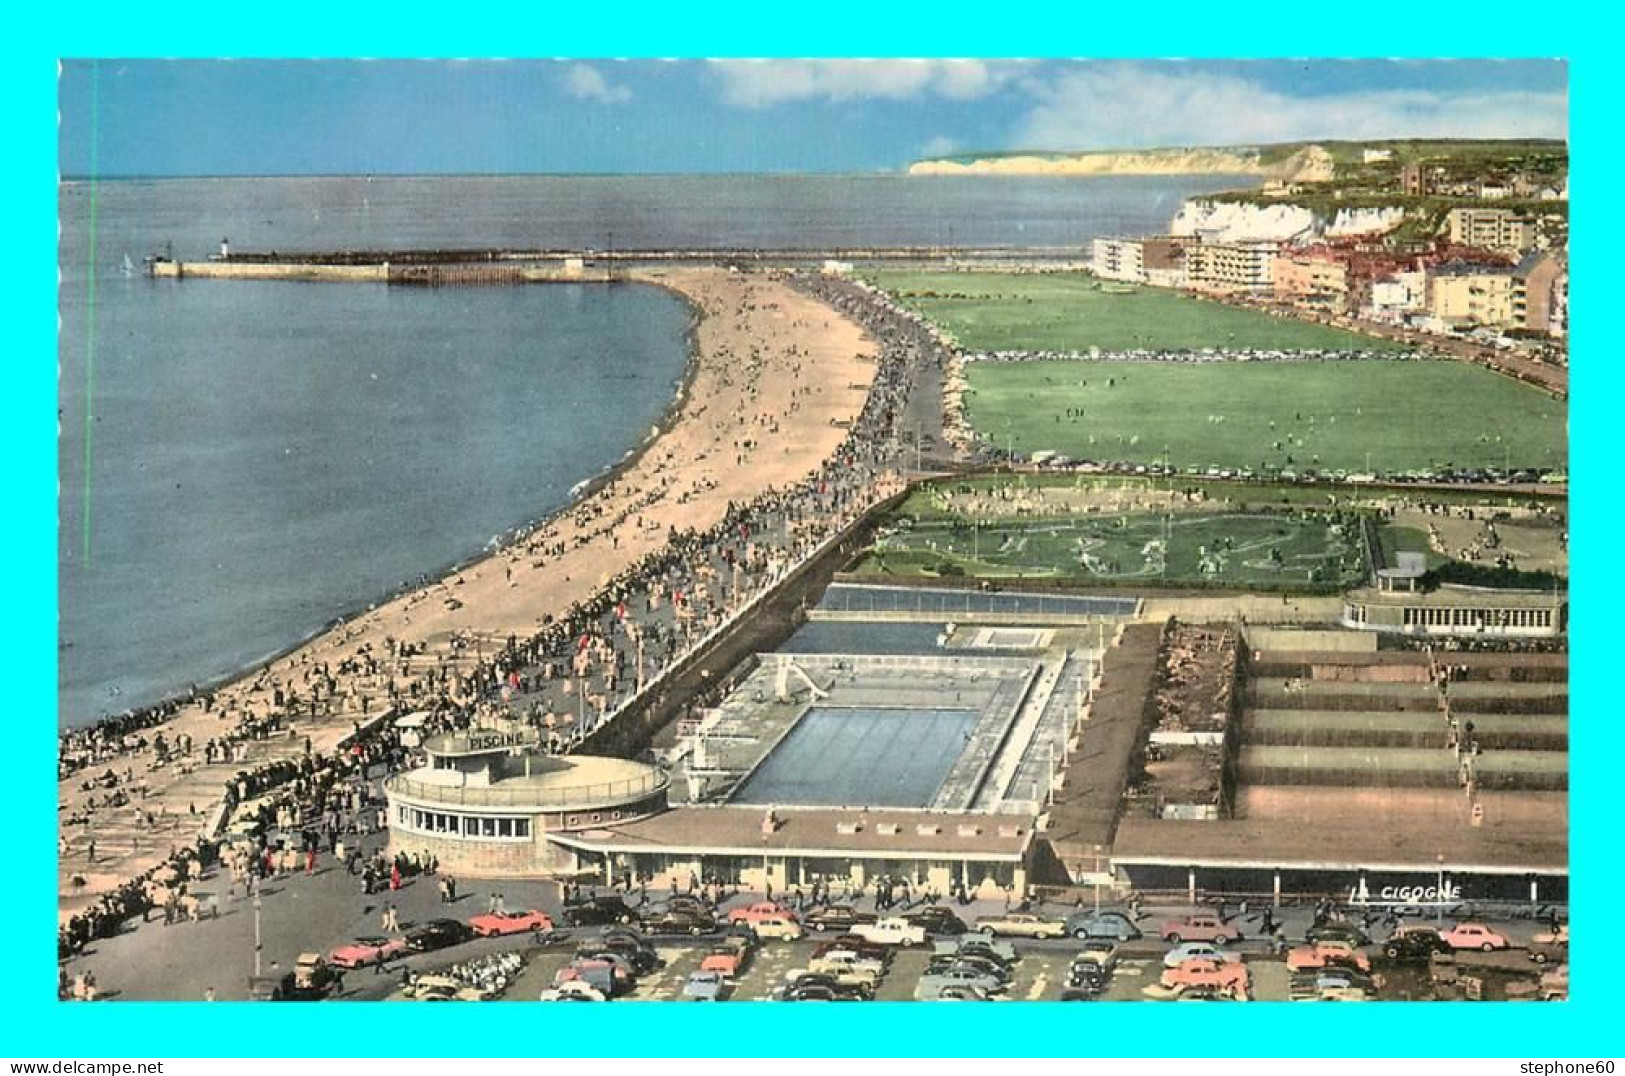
top-left (920, 134), bottom-right (961, 159)
top-left (563, 63), bottom-right (631, 105)
top-left (1013, 64), bottom-right (1568, 149)
top-left (709, 59), bottom-right (1022, 108)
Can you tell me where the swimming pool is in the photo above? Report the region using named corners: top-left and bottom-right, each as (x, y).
top-left (731, 705), bottom-right (980, 808)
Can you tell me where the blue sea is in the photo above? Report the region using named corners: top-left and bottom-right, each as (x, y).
top-left (57, 173), bottom-right (1250, 728)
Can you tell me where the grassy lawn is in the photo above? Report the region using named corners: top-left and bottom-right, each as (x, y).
top-left (964, 360), bottom-right (1567, 474)
top-left (862, 269), bottom-right (1402, 352)
top-left (856, 511), bottom-right (1366, 589)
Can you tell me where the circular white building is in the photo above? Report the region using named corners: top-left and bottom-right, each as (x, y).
top-left (385, 728), bottom-right (669, 878)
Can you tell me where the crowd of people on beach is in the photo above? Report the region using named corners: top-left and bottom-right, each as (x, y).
top-left (444, 269), bottom-right (948, 741)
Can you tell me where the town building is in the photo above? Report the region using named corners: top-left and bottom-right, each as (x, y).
top-left (1512, 250), bottom-right (1563, 333)
top-left (1092, 235), bottom-right (1186, 286)
top-left (1368, 271), bottom-right (1427, 320)
top-left (1445, 207), bottom-right (1538, 255)
top-left (1426, 262), bottom-right (1518, 328)
top-left (1400, 162), bottom-right (1430, 197)
top-left (1091, 236), bottom-right (1143, 282)
top-left (1341, 584), bottom-right (1566, 638)
top-left (385, 729), bottom-right (671, 877)
top-left (1183, 241), bottom-right (1278, 293)
top-left (1273, 248), bottom-right (1351, 310)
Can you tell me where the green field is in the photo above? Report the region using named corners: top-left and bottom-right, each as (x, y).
top-left (965, 360), bottom-right (1567, 474)
top-left (856, 512), bottom-right (1366, 589)
top-left (863, 270), bottom-right (1401, 352)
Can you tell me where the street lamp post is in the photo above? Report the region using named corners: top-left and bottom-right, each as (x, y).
top-left (1436, 855), bottom-right (1445, 924)
top-left (1093, 844), bottom-right (1103, 914)
top-left (252, 879), bottom-right (263, 979)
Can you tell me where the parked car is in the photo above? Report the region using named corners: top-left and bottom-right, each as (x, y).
top-left (1287, 942), bottom-right (1371, 973)
top-left (931, 984), bottom-right (992, 1001)
top-left (1065, 911), bottom-right (1141, 941)
top-left (1065, 964), bottom-right (1110, 996)
top-left (727, 901), bottom-right (798, 926)
top-left (904, 906), bottom-right (969, 935)
top-left (787, 962), bottom-right (880, 990)
top-left (640, 907), bottom-right (717, 937)
top-left (1304, 921), bottom-right (1370, 947)
top-left (1073, 939), bottom-right (1119, 972)
top-left (403, 919), bottom-right (474, 953)
top-left (1162, 942), bottom-right (1238, 968)
top-left (1162, 959), bottom-right (1250, 994)
top-left (327, 936), bottom-right (408, 969)
top-left (852, 917), bottom-right (927, 948)
top-left (807, 949), bottom-right (887, 980)
top-left (973, 912), bottom-right (1068, 939)
top-left (778, 984), bottom-right (841, 1002)
top-left (779, 972), bottom-right (873, 1000)
top-left (540, 980), bottom-right (605, 1002)
top-left (591, 933), bottom-right (661, 973)
top-left (1532, 923), bottom-right (1569, 947)
top-left (1529, 924), bottom-right (1569, 965)
top-left (1382, 926), bottom-right (1451, 964)
top-left (915, 966), bottom-right (1006, 999)
top-left (700, 935), bottom-right (755, 978)
top-left (803, 905), bottom-right (878, 933)
top-left (1540, 963), bottom-right (1569, 1001)
top-left (751, 915), bottom-right (804, 942)
top-left (1161, 913), bottom-right (1241, 945)
top-left (683, 970), bottom-right (728, 1001)
top-left (554, 958), bottom-right (631, 998)
top-left (561, 897), bottom-right (636, 927)
top-left (468, 909), bottom-right (555, 938)
top-left (1171, 983), bottom-right (1244, 1002)
top-left (936, 935), bottom-right (1017, 963)
top-left (925, 954), bottom-right (1013, 984)
top-left (248, 952), bottom-right (345, 1001)
top-left (1440, 922), bottom-right (1510, 951)
top-left (814, 935), bottom-right (893, 964)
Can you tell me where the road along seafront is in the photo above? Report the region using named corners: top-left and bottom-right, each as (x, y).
top-left (57, 265), bottom-right (890, 919)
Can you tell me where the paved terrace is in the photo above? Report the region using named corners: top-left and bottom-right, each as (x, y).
top-left (1244, 708), bottom-right (1567, 751)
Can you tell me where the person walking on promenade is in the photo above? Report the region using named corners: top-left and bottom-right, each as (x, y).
top-left (389, 863), bottom-right (402, 891)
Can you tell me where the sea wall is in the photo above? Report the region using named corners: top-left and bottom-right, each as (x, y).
top-left (150, 261), bottom-right (387, 282)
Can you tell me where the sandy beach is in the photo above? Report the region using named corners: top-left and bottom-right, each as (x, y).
top-left (57, 266), bottom-right (878, 913)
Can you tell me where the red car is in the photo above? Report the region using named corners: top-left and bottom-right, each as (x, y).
top-left (327, 936), bottom-right (409, 969)
top-left (1161, 958), bottom-right (1250, 994)
top-left (727, 901), bottom-right (798, 925)
top-left (1286, 942), bottom-right (1371, 973)
top-left (469, 909), bottom-right (555, 937)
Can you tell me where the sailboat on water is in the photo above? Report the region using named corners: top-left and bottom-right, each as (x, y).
top-left (120, 253), bottom-right (134, 278)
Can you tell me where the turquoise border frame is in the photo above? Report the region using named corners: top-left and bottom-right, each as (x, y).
top-left (13, 9), bottom-right (1614, 1057)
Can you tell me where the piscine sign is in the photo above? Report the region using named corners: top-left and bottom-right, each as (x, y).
top-left (464, 730), bottom-right (531, 751)
top-left (1346, 880), bottom-right (1463, 906)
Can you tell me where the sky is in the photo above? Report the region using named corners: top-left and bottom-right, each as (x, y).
top-left (59, 58), bottom-right (1569, 177)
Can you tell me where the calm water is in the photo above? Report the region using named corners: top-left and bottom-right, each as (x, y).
top-left (57, 174), bottom-right (1249, 728)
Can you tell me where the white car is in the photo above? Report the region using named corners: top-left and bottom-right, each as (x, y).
top-left (1163, 942), bottom-right (1237, 968)
top-left (540, 980), bottom-right (606, 1002)
top-left (853, 917), bottom-right (927, 948)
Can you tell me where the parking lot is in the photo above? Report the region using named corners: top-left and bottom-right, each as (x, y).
top-left (361, 925), bottom-right (1560, 1004)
